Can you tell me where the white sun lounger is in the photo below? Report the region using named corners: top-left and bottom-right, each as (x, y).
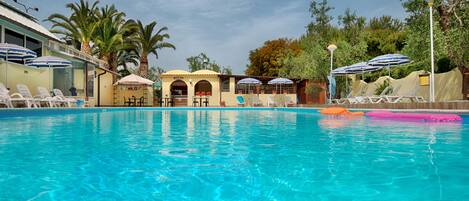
top-left (53, 89), bottom-right (77, 107)
top-left (37, 87), bottom-right (66, 107)
top-left (0, 83), bottom-right (13, 108)
top-left (9, 84), bottom-right (41, 108)
top-left (383, 84), bottom-right (425, 103)
top-left (267, 95), bottom-right (275, 107)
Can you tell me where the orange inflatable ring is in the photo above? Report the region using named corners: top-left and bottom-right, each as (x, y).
top-left (320, 107), bottom-right (364, 116)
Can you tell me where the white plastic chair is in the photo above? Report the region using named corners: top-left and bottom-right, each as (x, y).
top-left (267, 96), bottom-right (275, 107)
top-left (8, 84), bottom-right (40, 108)
top-left (0, 83), bottom-right (13, 108)
top-left (37, 87), bottom-right (65, 107)
top-left (53, 89), bottom-right (77, 107)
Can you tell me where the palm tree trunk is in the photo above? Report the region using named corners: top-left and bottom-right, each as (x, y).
top-left (139, 54), bottom-right (149, 78)
top-left (81, 41), bottom-right (92, 55)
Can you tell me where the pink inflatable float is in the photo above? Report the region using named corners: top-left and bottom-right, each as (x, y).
top-left (366, 111), bottom-right (462, 122)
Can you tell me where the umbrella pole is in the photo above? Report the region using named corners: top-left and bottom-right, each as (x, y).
top-left (345, 75), bottom-right (348, 97)
top-left (49, 64), bottom-right (52, 90)
top-left (5, 51), bottom-right (8, 88)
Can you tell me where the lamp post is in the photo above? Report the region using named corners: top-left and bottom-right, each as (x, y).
top-left (202, 58), bottom-right (209, 70)
top-left (428, 0), bottom-right (435, 102)
top-left (327, 44), bottom-right (337, 104)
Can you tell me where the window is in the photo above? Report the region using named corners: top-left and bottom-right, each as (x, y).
top-left (221, 78), bottom-right (230, 92)
top-left (86, 63), bottom-right (96, 97)
top-left (26, 36), bottom-right (42, 57)
top-left (4, 29), bottom-right (24, 46)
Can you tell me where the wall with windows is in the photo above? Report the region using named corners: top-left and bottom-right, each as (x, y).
top-left (0, 18), bottom-right (46, 57)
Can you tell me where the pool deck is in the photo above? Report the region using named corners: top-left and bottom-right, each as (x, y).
top-left (328, 102), bottom-right (469, 113)
top-left (0, 106), bottom-right (468, 115)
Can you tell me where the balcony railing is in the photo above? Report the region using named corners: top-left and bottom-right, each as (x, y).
top-left (46, 40), bottom-right (109, 69)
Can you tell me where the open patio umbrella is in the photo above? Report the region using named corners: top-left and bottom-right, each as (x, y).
top-left (0, 43), bottom-right (37, 88)
top-left (268, 78), bottom-right (293, 93)
top-left (26, 56), bottom-right (72, 89)
top-left (368, 54), bottom-right (411, 77)
top-left (332, 62), bottom-right (382, 98)
top-left (345, 62), bottom-right (383, 74)
top-left (237, 78), bottom-right (261, 94)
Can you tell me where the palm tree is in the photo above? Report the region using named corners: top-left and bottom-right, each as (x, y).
top-left (93, 5), bottom-right (138, 71)
top-left (47, 0), bottom-right (100, 55)
top-left (135, 20), bottom-right (175, 77)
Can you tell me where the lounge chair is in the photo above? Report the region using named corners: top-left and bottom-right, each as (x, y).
top-left (273, 94), bottom-right (288, 107)
top-left (53, 89), bottom-right (77, 107)
top-left (285, 96), bottom-right (296, 107)
top-left (7, 84), bottom-right (41, 108)
top-left (332, 91), bottom-right (352, 104)
top-left (383, 84), bottom-right (425, 103)
top-left (363, 85), bottom-right (393, 104)
top-left (267, 96), bottom-right (275, 107)
top-left (236, 96), bottom-right (245, 107)
top-left (0, 83), bottom-right (13, 108)
top-left (249, 95), bottom-right (263, 107)
top-left (37, 87), bottom-right (65, 107)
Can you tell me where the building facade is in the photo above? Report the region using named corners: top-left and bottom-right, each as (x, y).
top-left (161, 70), bottom-right (300, 107)
top-left (0, 1), bottom-right (115, 106)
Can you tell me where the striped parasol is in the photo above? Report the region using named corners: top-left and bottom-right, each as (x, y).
top-left (26, 56), bottom-right (72, 89)
top-left (368, 54), bottom-right (411, 67)
top-left (0, 43), bottom-right (37, 61)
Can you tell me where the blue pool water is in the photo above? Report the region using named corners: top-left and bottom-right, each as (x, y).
top-left (0, 108), bottom-right (468, 201)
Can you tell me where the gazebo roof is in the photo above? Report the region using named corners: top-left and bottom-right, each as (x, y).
top-left (114, 74), bottom-right (154, 86)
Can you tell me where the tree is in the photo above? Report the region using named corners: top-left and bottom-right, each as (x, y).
top-left (402, 0), bottom-right (468, 70)
top-left (245, 38), bottom-right (301, 77)
top-left (93, 5), bottom-right (138, 71)
top-left (48, 0), bottom-right (100, 54)
top-left (186, 53), bottom-right (232, 74)
top-left (135, 20), bottom-right (176, 78)
top-left (338, 8), bottom-right (366, 45)
top-left (365, 16), bottom-right (406, 57)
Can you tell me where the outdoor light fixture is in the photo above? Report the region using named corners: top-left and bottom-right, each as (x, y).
top-left (428, 0), bottom-right (435, 102)
top-left (327, 44), bottom-right (337, 104)
top-left (202, 58), bottom-right (209, 70)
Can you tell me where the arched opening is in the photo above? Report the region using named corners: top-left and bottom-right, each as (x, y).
top-left (194, 80), bottom-right (212, 96)
top-left (170, 80), bottom-right (188, 106)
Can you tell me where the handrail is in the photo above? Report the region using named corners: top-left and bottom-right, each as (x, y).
top-left (46, 40), bottom-right (109, 68)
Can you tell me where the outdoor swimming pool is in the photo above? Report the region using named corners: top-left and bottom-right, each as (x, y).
top-left (0, 108), bottom-right (468, 200)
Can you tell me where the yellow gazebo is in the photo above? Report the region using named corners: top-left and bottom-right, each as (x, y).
top-left (113, 74), bottom-right (154, 106)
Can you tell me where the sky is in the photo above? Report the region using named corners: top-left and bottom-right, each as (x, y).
top-left (5, 0), bottom-right (407, 74)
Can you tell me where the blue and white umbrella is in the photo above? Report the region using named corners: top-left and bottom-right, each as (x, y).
top-left (345, 62), bottom-right (383, 74)
top-left (26, 56), bottom-right (73, 89)
top-left (268, 78), bottom-right (293, 93)
top-left (26, 56), bottom-right (73, 68)
top-left (1, 43), bottom-right (37, 88)
top-left (237, 78), bottom-right (261, 85)
top-left (368, 54), bottom-right (411, 67)
top-left (237, 78), bottom-right (261, 94)
top-left (368, 54), bottom-right (411, 77)
top-left (268, 78), bottom-right (293, 85)
top-left (0, 43), bottom-right (37, 61)
top-left (331, 66), bottom-right (350, 75)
